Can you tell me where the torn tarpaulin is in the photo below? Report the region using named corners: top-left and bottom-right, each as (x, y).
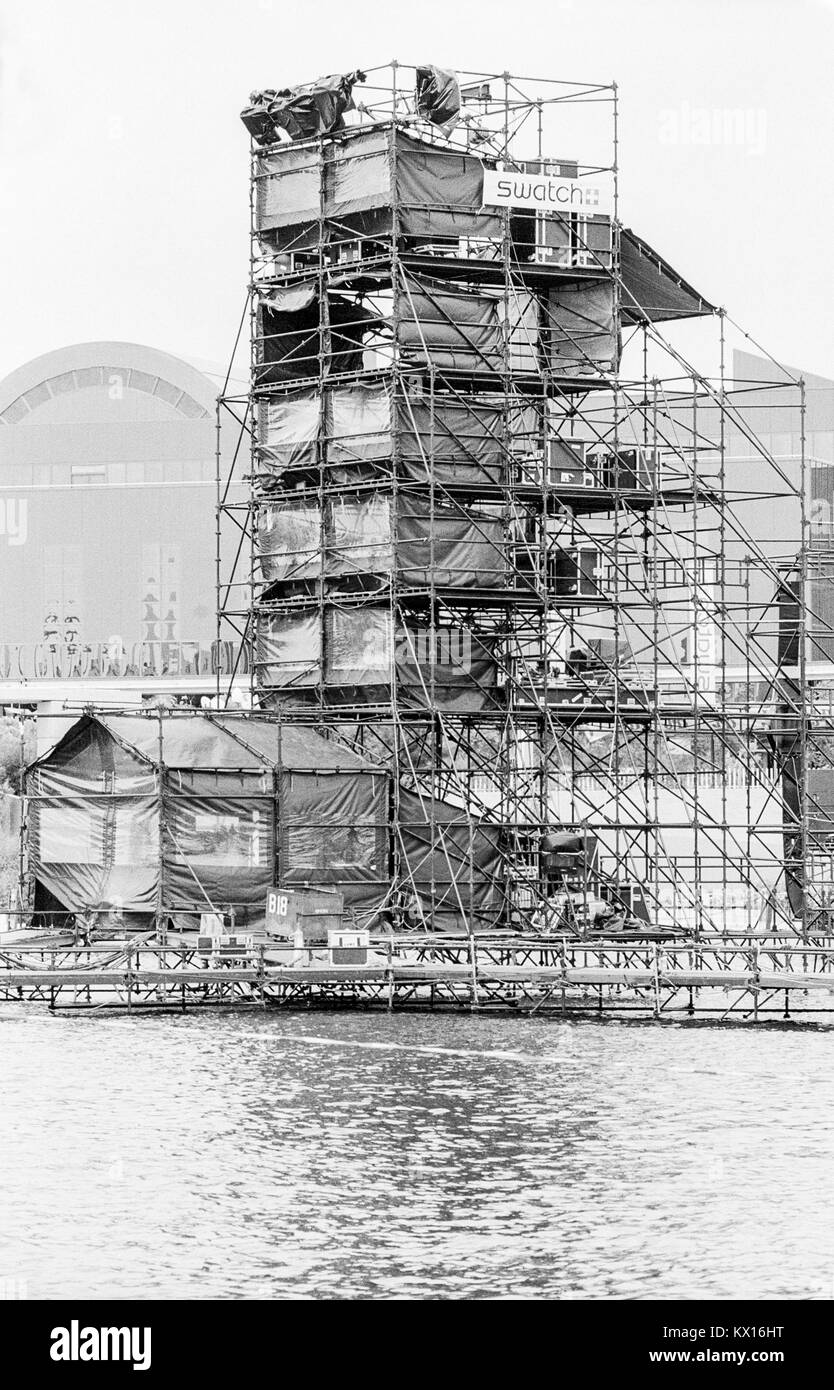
top-left (241, 70), bottom-right (366, 145)
top-left (415, 65), bottom-right (461, 126)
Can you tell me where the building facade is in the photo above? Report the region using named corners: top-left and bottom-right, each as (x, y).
top-left (0, 341), bottom-right (245, 714)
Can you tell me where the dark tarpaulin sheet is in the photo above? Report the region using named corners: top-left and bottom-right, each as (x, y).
top-left (396, 394), bottom-right (515, 485)
top-left (620, 227), bottom-right (715, 324)
top-left (415, 65), bottom-right (461, 126)
top-left (395, 494), bottom-right (504, 587)
top-left (164, 792), bottom-right (273, 913)
top-left (103, 714), bottom-right (264, 771)
top-left (241, 71), bottom-right (364, 146)
top-left (280, 771), bottom-right (388, 909)
top-left (29, 794), bottom-right (159, 912)
top-left (214, 716), bottom-right (378, 772)
top-left (546, 281), bottom-right (618, 374)
top-left (395, 132), bottom-right (502, 240)
top-left (808, 768), bottom-right (834, 835)
top-left (399, 280), bottom-right (534, 373)
top-left (395, 622), bottom-right (500, 711)
top-left (809, 560), bottom-right (834, 662)
top-left (398, 787), bottom-right (503, 931)
top-left (35, 714), bottom-right (152, 782)
top-left (256, 292), bottom-right (378, 384)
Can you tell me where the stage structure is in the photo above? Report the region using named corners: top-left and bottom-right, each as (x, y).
top-left (216, 62), bottom-right (830, 936)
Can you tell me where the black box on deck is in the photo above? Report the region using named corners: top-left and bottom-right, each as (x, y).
top-left (600, 447), bottom-right (659, 491)
top-left (547, 439), bottom-right (598, 489)
top-left (551, 545), bottom-right (605, 597)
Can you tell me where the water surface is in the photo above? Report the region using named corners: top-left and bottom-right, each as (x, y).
top-left (1, 1007), bottom-right (831, 1299)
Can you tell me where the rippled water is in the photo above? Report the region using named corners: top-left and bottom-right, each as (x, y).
top-left (1, 1006), bottom-right (832, 1300)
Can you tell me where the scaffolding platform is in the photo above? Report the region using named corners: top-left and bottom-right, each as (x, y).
top-left (3, 936), bottom-right (834, 1022)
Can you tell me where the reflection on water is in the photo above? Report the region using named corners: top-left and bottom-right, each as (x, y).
top-left (0, 1007), bottom-right (832, 1299)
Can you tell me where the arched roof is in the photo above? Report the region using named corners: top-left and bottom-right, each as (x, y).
top-left (0, 341), bottom-right (218, 426)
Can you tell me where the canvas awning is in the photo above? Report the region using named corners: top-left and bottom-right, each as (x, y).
top-left (620, 227), bottom-right (715, 324)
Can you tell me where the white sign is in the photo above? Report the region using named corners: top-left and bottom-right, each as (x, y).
top-left (482, 167), bottom-right (611, 215)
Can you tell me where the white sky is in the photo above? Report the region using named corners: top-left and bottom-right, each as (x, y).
top-left (0, 0), bottom-right (832, 383)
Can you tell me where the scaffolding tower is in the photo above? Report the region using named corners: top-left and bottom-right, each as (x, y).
top-left (217, 62), bottom-right (824, 937)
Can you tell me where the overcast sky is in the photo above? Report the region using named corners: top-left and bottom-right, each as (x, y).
top-left (1, 0), bottom-right (832, 385)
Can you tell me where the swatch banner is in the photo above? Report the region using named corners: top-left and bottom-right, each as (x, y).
top-left (481, 167), bottom-right (612, 215)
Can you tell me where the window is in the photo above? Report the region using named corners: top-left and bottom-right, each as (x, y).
top-left (71, 465), bottom-right (106, 486)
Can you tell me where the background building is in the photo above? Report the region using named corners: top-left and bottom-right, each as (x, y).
top-left (0, 341), bottom-right (246, 719)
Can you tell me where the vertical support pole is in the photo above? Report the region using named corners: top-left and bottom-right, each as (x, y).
top-left (215, 395), bottom-right (223, 707)
top-left (469, 932), bottom-right (480, 1010)
top-left (798, 378), bottom-right (809, 945)
top-left (17, 711), bottom-right (26, 920)
top-left (155, 706), bottom-right (167, 945)
top-left (652, 940), bottom-right (661, 1018)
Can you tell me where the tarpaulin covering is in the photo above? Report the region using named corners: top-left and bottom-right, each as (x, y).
top-left (241, 71), bottom-right (365, 145)
top-left (256, 383), bottom-right (519, 486)
top-left (258, 501), bottom-right (321, 582)
top-left (415, 66), bottom-right (461, 126)
top-left (26, 712), bottom-right (387, 925)
top-left (256, 610), bottom-right (321, 687)
top-left (394, 393), bottom-right (514, 485)
top-left (546, 282), bottom-right (618, 375)
top-left (619, 227), bottom-right (715, 324)
top-left (256, 607), bottom-right (500, 710)
top-left (255, 126), bottom-right (502, 244)
top-left (280, 771), bottom-right (388, 907)
top-left (807, 768), bottom-right (834, 835)
top-left (257, 390), bottom-right (322, 471)
top-left (164, 792), bottom-right (273, 911)
top-left (257, 492), bottom-right (504, 588)
top-left (393, 495), bottom-right (504, 587)
top-left (398, 279), bottom-right (538, 373)
top-left (395, 134), bottom-right (501, 240)
top-left (256, 289), bottom-right (380, 383)
top-left (398, 786), bottom-right (503, 931)
top-left (32, 796), bottom-right (159, 912)
top-left (258, 275), bottom-right (536, 381)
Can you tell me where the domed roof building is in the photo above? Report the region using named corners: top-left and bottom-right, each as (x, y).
top-left (0, 341), bottom-right (243, 711)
